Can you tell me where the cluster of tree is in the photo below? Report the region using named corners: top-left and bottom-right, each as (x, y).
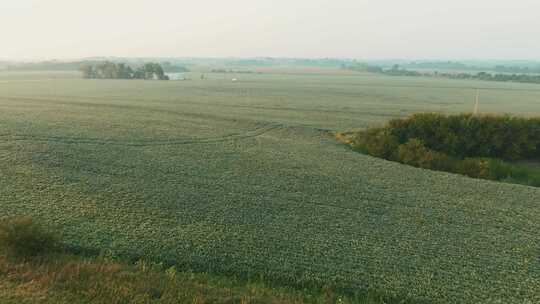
top-left (347, 113), bottom-right (540, 187)
top-left (385, 113), bottom-right (540, 160)
top-left (80, 62), bottom-right (170, 80)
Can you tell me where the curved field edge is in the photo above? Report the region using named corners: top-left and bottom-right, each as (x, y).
top-left (335, 113), bottom-right (540, 187)
top-left (1, 128), bottom-right (539, 303)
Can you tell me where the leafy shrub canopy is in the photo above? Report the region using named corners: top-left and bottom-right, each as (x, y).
top-left (385, 113), bottom-right (540, 160)
top-left (346, 113), bottom-right (540, 187)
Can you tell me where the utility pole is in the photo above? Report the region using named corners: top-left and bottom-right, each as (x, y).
top-left (473, 88), bottom-right (480, 115)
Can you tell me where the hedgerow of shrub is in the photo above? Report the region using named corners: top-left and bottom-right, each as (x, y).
top-left (0, 217), bottom-right (58, 259)
top-left (347, 113), bottom-right (540, 186)
top-left (385, 113), bottom-right (540, 160)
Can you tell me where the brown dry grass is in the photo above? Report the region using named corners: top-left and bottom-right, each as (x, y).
top-left (0, 254), bottom-right (373, 304)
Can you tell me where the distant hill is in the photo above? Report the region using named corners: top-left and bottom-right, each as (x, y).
top-left (3, 60), bottom-right (189, 73)
top-left (3, 57), bottom-right (540, 75)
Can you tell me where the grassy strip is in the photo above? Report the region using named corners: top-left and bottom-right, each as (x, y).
top-left (0, 254), bottom-right (372, 304)
top-left (0, 217), bottom-right (416, 304)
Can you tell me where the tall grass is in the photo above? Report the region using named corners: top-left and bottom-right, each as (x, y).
top-left (0, 216), bottom-right (410, 304)
top-left (0, 217), bottom-right (58, 259)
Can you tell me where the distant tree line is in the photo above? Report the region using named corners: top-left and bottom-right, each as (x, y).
top-left (343, 63), bottom-right (540, 84)
top-left (398, 61), bottom-right (540, 74)
top-left (343, 63), bottom-right (422, 76)
top-left (444, 71), bottom-right (540, 84)
top-left (80, 62), bottom-right (171, 80)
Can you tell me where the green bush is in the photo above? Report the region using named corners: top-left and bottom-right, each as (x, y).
top-left (397, 138), bottom-right (453, 170)
top-left (503, 163), bottom-right (540, 187)
top-left (0, 217), bottom-right (58, 259)
top-left (351, 128), bottom-right (399, 160)
top-left (454, 158), bottom-right (492, 179)
top-left (386, 113), bottom-right (540, 160)
top-left (486, 159), bottom-right (513, 180)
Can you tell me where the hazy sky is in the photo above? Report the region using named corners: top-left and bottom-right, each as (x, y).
top-left (1, 0), bottom-right (539, 60)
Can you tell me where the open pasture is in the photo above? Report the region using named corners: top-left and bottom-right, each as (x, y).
top-left (0, 71), bottom-right (539, 303)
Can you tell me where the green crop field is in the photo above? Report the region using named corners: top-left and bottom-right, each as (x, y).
top-left (1, 70), bottom-right (539, 303)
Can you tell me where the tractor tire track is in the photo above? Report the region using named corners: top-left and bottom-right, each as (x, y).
top-left (0, 123), bottom-right (282, 147)
top-left (1, 95), bottom-right (399, 119)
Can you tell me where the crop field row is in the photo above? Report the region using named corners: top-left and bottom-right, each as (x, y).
top-left (0, 122), bottom-right (280, 147)
top-left (1, 71), bottom-right (539, 303)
